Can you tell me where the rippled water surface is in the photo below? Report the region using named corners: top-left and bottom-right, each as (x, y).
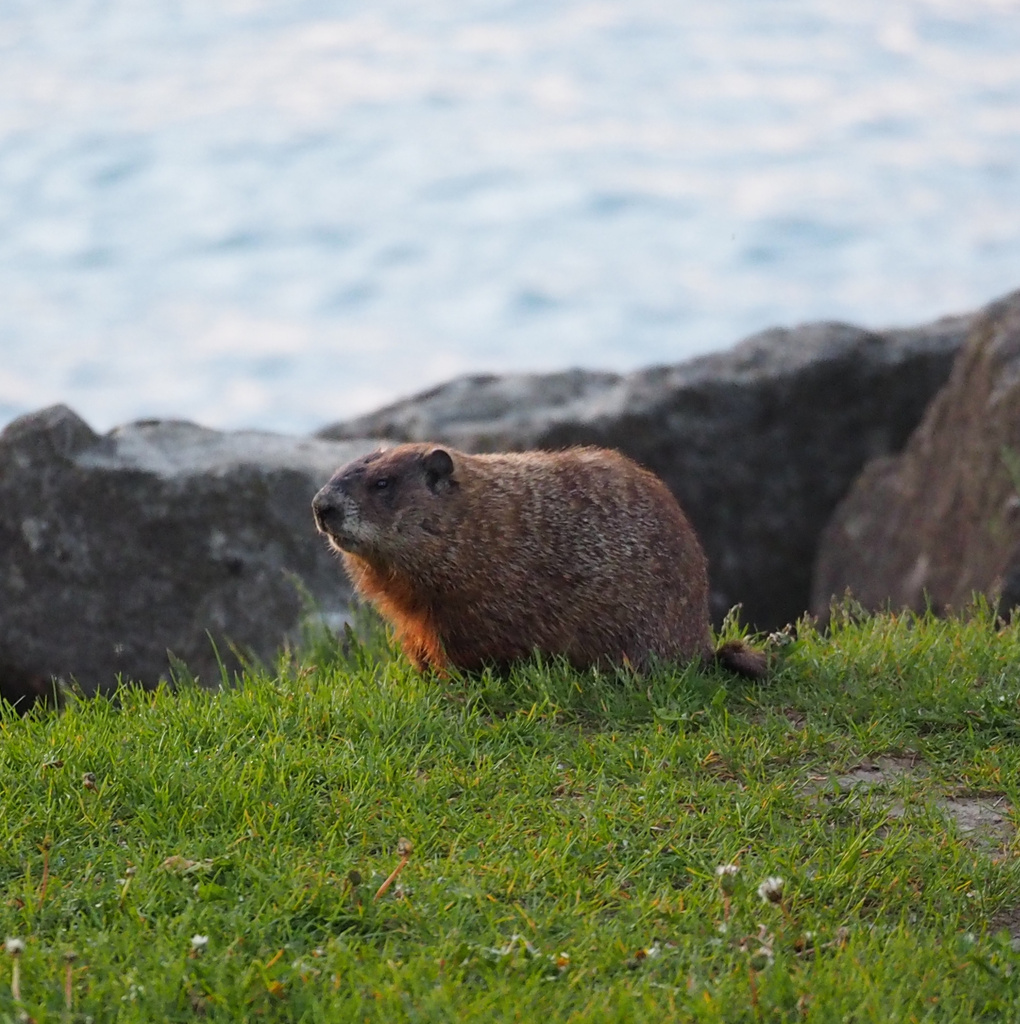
top-left (2, 0), bottom-right (1019, 433)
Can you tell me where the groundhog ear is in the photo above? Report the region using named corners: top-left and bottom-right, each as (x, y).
top-left (423, 447), bottom-right (454, 488)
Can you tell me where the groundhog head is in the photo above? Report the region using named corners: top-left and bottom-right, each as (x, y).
top-left (312, 445), bottom-right (458, 563)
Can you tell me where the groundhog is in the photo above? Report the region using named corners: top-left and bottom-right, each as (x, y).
top-left (312, 444), bottom-right (766, 678)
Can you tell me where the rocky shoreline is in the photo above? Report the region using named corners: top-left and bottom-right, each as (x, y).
top-left (3, 287), bottom-right (1019, 708)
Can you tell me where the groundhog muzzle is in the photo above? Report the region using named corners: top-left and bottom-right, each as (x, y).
top-left (312, 443), bottom-right (765, 678)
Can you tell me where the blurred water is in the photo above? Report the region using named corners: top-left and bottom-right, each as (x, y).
top-left (1, 0), bottom-right (1019, 434)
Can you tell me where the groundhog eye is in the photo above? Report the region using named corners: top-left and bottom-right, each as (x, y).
top-left (374, 478), bottom-right (391, 490)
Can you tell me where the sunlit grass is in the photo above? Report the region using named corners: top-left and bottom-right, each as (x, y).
top-left (2, 604), bottom-right (1019, 1021)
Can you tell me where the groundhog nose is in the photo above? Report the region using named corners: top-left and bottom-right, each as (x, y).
top-left (312, 489), bottom-right (344, 535)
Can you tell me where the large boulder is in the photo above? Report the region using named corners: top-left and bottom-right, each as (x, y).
top-left (812, 289), bottom-right (1020, 619)
top-left (320, 311), bottom-right (977, 629)
top-left (0, 406), bottom-right (384, 705)
top-left (319, 369), bottom-right (626, 453)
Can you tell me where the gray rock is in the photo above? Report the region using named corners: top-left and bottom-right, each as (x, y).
top-left (0, 405), bottom-right (385, 701)
top-left (319, 369), bottom-right (626, 452)
top-left (812, 289), bottom-right (1020, 619)
top-left (320, 311), bottom-right (977, 630)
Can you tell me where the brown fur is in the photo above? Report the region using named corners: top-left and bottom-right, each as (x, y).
top-left (312, 444), bottom-right (766, 678)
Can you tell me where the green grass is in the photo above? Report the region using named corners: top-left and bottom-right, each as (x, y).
top-left (2, 604), bottom-right (1020, 1022)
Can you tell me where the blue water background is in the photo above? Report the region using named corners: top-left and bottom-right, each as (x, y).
top-left (1, 0), bottom-right (1019, 434)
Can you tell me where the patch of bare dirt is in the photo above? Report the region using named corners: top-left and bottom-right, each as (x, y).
top-left (801, 755), bottom-right (923, 797)
top-left (832, 755), bottom-right (922, 790)
top-left (802, 757), bottom-right (1015, 851)
top-left (938, 795), bottom-right (1013, 851)
top-left (989, 906), bottom-right (1020, 950)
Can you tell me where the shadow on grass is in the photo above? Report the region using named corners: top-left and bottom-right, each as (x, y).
top-left (295, 601), bottom-right (773, 731)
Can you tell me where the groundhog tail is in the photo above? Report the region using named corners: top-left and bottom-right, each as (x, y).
top-left (714, 639), bottom-right (769, 680)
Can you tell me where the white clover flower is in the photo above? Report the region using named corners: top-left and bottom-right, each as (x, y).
top-left (190, 935), bottom-right (209, 951)
top-left (749, 946), bottom-right (774, 971)
top-left (757, 876), bottom-right (785, 904)
top-left (4, 937), bottom-right (25, 955)
top-left (715, 863), bottom-right (740, 894)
